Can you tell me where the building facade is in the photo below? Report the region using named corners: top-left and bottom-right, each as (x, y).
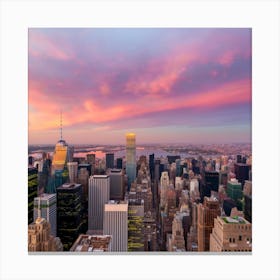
top-left (197, 197), bottom-right (221, 251)
top-left (103, 201), bottom-right (128, 252)
top-left (34, 193), bottom-right (57, 237)
top-left (210, 216), bottom-right (252, 252)
top-left (88, 175), bottom-right (110, 230)
top-left (57, 183), bottom-right (83, 251)
top-left (126, 133), bottom-right (136, 190)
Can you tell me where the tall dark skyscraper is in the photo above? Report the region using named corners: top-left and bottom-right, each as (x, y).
top-left (57, 183), bottom-right (83, 251)
top-left (149, 154), bottom-right (155, 180)
top-left (234, 163), bottom-right (250, 187)
top-left (116, 157), bottom-right (123, 169)
top-left (106, 153), bottom-right (114, 169)
top-left (28, 167), bottom-right (38, 224)
top-left (204, 171), bottom-right (219, 192)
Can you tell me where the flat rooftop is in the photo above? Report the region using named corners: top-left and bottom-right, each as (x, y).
top-left (105, 200), bottom-right (128, 211)
top-left (70, 234), bottom-right (112, 252)
top-left (221, 216), bottom-right (250, 224)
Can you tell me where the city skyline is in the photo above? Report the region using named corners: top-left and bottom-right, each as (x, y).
top-left (29, 28), bottom-right (251, 145)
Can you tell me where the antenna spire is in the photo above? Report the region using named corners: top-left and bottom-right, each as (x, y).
top-left (60, 110), bottom-right (63, 140)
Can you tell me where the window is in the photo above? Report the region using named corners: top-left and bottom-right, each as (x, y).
top-left (233, 238), bottom-right (235, 243)
top-left (229, 238), bottom-right (232, 242)
top-left (239, 235), bottom-right (242, 241)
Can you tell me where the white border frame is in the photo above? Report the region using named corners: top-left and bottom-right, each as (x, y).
top-left (1, 1), bottom-right (279, 280)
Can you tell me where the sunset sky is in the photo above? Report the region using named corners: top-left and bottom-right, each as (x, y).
top-left (28, 28), bottom-right (251, 145)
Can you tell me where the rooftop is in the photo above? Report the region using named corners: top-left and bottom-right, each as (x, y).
top-left (105, 200), bottom-right (128, 211)
top-left (70, 234), bottom-right (112, 252)
top-left (221, 216), bottom-right (249, 224)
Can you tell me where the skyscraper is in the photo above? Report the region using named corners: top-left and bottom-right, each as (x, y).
top-left (116, 158), bottom-right (123, 169)
top-left (197, 196), bottom-right (221, 251)
top-left (34, 193), bottom-right (57, 237)
top-left (28, 167), bottom-right (38, 224)
top-left (105, 153), bottom-right (114, 169)
top-left (126, 133), bottom-right (136, 190)
top-left (88, 175), bottom-right (110, 230)
top-left (103, 201), bottom-right (128, 252)
top-left (108, 169), bottom-right (124, 200)
top-left (57, 183), bottom-right (83, 251)
top-left (210, 216), bottom-right (252, 252)
top-left (67, 162), bottom-right (78, 183)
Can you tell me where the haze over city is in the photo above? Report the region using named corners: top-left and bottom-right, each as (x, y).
top-left (28, 28), bottom-right (251, 145)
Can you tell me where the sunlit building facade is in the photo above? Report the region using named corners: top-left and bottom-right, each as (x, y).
top-left (126, 133), bottom-right (136, 190)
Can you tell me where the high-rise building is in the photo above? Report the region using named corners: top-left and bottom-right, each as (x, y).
top-left (226, 179), bottom-right (243, 210)
top-left (103, 201), bottom-right (128, 252)
top-left (67, 162), bottom-right (78, 183)
top-left (149, 154), bottom-right (155, 180)
top-left (51, 139), bottom-right (71, 175)
top-left (57, 183), bottom-right (83, 251)
top-left (204, 171), bottom-right (219, 192)
top-left (34, 193), bottom-right (57, 237)
top-left (78, 163), bottom-right (92, 176)
top-left (116, 157), bottom-right (123, 169)
top-left (210, 216), bottom-right (252, 252)
top-left (86, 154), bottom-right (95, 175)
top-left (106, 153), bottom-right (114, 169)
top-left (88, 175), bottom-right (110, 230)
top-left (28, 167), bottom-right (38, 224)
top-left (126, 133), bottom-right (136, 190)
top-left (234, 163), bottom-right (250, 187)
top-left (128, 199), bottom-right (144, 251)
top-left (243, 180), bottom-right (252, 223)
top-left (28, 216), bottom-right (63, 252)
top-left (197, 196), bottom-right (221, 251)
top-left (108, 169), bottom-right (124, 200)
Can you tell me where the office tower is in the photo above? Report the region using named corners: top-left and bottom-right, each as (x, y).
top-left (167, 155), bottom-right (180, 164)
top-left (234, 163), bottom-right (250, 187)
top-left (149, 154), bottom-right (155, 180)
top-left (210, 216), bottom-right (252, 252)
top-left (108, 169), bottom-right (124, 200)
top-left (28, 216), bottom-right (63, 252)
top-left (103, 201), bottom-right (128, 252)
top-left (88, 175), bottom-right (110, 230)
top-left (128, 199), bottom-right (144, 251)
top-left (78, 167), bottom-right (89, 203)
top-left (236, 154), bottom-right (242, 163)
top-left (226, 179), bottom-right (243, 210)
top-left (106, 153), bottom-right (114, 169)
top-left (78, 163), bottom-right (92, 176)
top-left (116, 157), bottom-right (123, 169)
top-left (243, 180), bottom-right (252, 223)
top-left (51, 139), bottom-right (71, 175)
top-left (126, 133), bottom-right (136, 190)
top-left (34, 193), bottom-right (57, 237)
top-left (70, 234), bottom-right (112, 252)
top-left (223, 198), bottom-right (237, 216)
top-left (86, 153), bottom-right (95, 175)
top-left (197, 197), bottom-right (221, 251)
top-left (167, 213), bottom-right (186, 251)
top-left (160, 171), bottom-right (170, 208)
top-left (28, 156), bottom-right (34, 166)
top-left (57, 183), bottom-right (83, 251)
top-left (28, 167), bottom-right (38, 224)
top-left (67, 162), bottom-right (78, 183)
top-left (39, 158), bottom-right (51, 195)
top-left (204, 171), bottom-right (219, 192)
